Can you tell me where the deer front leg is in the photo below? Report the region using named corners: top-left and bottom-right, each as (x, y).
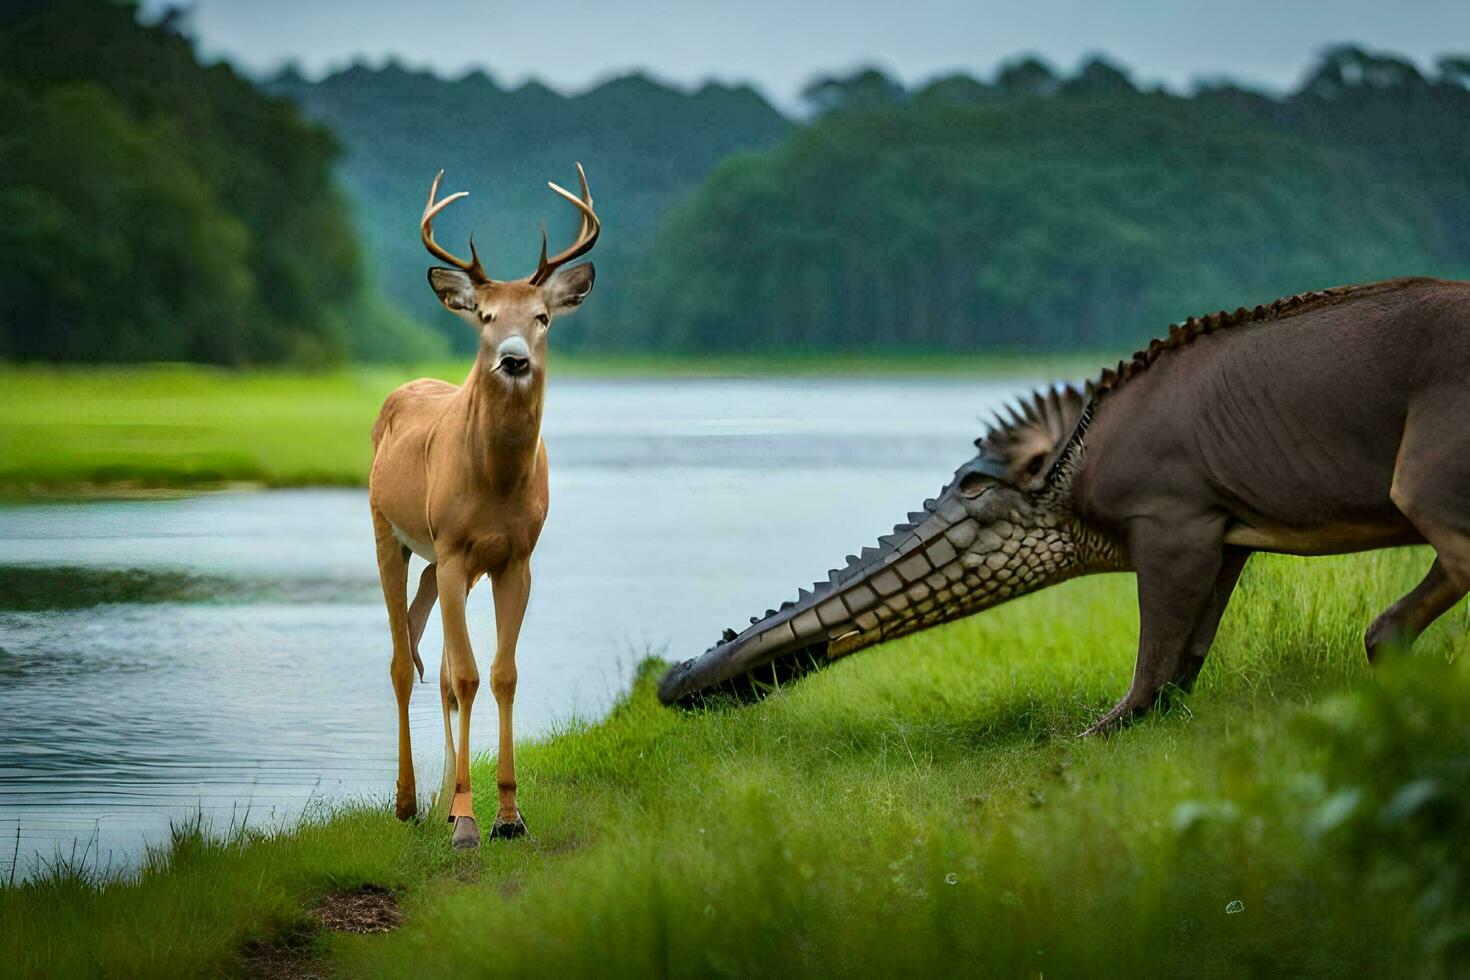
top-left (436, 557), bottom-right (482, 850)
top-left (1083, 515), bottom-right (1227, 736)
top-left (371, 511), bottom-right (417, 822)
top-left (487, 558), bottom-right (532, 839)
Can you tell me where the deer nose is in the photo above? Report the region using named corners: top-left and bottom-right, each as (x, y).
top-left (496, 336), bottom-right (531, 376)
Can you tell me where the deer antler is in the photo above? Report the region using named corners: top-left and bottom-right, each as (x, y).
top-left (529, 163), bottom-right (600, 285)
top-left (421, 170), bottom-right (488, 280)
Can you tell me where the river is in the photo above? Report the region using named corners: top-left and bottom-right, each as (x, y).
top-left (0, 375), bottom-right (1046, 878)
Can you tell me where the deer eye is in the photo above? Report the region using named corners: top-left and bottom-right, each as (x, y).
top-left (535, 313), bottom-right (549, 326)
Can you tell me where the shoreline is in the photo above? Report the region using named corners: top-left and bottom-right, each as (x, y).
top-left (0, 360), bottom-right (1107, 501)
top-left (3, 549), bottom-right (1466, 976)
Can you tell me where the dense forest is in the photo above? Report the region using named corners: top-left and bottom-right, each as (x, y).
top-left (0, 1), bottom-right (439, 364)
top-left (618, 52), bottom-right (1470, 351)
top-left (263, 46), bottom-right (1470, 355)
top-left (2, 2), bottom-right (1467, 362)
top-left (265, 64), bottom-right (791, 352)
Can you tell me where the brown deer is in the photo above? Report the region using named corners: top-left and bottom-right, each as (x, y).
top-left (369, 165), bottom-right (599, 849)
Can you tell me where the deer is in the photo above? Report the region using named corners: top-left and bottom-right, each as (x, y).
top-left (369, 165), bottom-right (599, 849)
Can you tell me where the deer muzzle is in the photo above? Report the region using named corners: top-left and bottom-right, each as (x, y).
top-left (496, 336), bottom-right (532, 377)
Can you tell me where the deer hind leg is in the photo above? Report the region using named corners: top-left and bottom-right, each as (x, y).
top-left (486, 559), bottom-right (531, 839)
top-left (436, 557), bottom-right (482, 850)
top-left (372, 510), bottom-right (418, 821)
top-left (407, 563), bottom-right (437, 681)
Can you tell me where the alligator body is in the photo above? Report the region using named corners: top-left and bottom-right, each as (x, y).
top-left (658, 277), bottom-right (1470, 731)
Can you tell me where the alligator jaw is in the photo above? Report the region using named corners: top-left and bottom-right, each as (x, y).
top-left (657, 453), bottom-right (1082, 708)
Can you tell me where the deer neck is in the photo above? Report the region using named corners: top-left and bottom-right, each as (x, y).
top-left (457, 356), bottom-right (545, 487)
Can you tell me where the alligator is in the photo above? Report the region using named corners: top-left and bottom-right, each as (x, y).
top-left (658, 277), bottom-right (1470, 732)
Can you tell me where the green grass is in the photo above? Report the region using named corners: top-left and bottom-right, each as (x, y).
top-left (4, 549), bottom-right (1467, 977)
top-left (0, 355), bottom-right (1105, 496)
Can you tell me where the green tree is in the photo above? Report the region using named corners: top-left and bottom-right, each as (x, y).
top-left (0, 1), bottom-right (440, 364)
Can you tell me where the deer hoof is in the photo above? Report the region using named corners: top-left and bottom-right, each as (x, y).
top-left (451, 815), bottom-right (480, 850)
top-left (490, 814), bottom-right (527, 840)
top-left (395, 792), bottom-right (417, 822)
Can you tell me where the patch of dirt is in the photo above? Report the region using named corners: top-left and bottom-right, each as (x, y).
top-left (308, 884), bottom-right (404, 934)
top-left (240, 931), bottom-right (327, 980)
top-left (239, 885), bottom-right (403, 978)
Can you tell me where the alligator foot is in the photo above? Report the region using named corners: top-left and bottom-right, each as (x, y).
top-left (490, 813), bottom-right (528, 841)
top-left (1080, 693), bottom-right (1152, 737)
top-left (451, 815), bottom-right (480, 850)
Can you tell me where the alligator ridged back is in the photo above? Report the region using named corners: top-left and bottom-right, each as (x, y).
top-left (1083, 277), bottom-right (1432, 401)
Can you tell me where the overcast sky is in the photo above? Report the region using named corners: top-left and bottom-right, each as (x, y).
top-left (142, 0), bottom-right (1470, 110)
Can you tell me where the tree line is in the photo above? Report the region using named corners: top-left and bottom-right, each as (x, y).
top-left (0, 1), bottom-right (438, 364)
top-left (2, 4), bottom-right (1467, 363)
top-left (611, 48), bottom-right (1470, 352)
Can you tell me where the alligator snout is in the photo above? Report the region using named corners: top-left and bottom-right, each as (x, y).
top-left (656, 658), bottom-right (698, 704)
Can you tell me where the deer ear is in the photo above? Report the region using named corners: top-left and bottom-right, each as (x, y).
top-left (543, 263), bottom-right (595, 315)
top-left (427, 268), bottom-right (477, 311)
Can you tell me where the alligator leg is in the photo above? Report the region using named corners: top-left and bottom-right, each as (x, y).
top-left (1172, 546), bottom-right (1251, 691)
top-left (1083, 516), bottom-right (1227, 736)
top-left (1384, 392), bottom-right (1470, 648)
top-left (1364, 560), bottom-right (1464, 661)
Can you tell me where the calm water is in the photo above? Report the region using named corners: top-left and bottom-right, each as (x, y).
top-left (0, 376), bottom-right (1041, 878)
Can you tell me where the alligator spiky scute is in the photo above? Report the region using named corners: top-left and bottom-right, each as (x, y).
top-left (976, 384), bottom-right (1089, 484)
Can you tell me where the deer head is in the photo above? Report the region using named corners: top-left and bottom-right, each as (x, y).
top-left (420, 165), bottom-right (600, 382)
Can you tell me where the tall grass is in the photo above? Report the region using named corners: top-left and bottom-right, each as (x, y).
top-left (2, 549), bottom-right (1466, 977)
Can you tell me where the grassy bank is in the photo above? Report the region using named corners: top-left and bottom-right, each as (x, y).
top-left (0, 356), bottom-right (1103, 496)
top-left (4, 549), bottom-right (1467, 977)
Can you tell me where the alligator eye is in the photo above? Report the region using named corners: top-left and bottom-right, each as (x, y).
top-left (958, 472), bottom-right (989, 498)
